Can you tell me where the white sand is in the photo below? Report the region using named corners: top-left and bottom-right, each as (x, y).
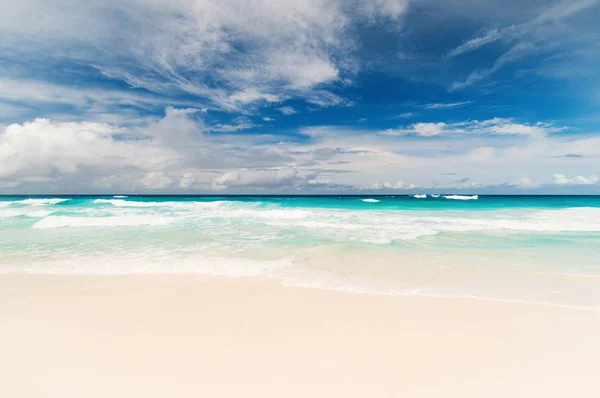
top-left (1, 274), bottom-right (599, 397)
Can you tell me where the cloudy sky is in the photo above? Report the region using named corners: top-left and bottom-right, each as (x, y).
top-left (1, 0), bottom-right (599, 194)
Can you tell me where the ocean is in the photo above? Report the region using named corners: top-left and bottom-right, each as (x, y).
top-left (1, 195), bottom-right (599, 309)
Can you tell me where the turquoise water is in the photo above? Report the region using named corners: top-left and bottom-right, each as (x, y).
top-left (1, 195), bottom-right (600, 308)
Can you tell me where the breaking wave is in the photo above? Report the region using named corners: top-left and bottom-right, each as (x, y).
top-left (3, 195), bottom-right (600, 308)
top-left (0, 198), bottom-right (68, 206)
top-left (444, 195), bottom-right (478, 200)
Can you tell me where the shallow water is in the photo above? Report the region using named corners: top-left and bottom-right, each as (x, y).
top-left (1, 195), bottom-right (600, 308)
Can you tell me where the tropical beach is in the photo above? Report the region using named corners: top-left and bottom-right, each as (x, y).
top-left (1, 195), bottom-right (600, 396)
top-left (2, 0), bottom-right (600, 396)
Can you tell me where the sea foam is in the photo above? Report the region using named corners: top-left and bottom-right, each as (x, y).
top-left (444, 195), bottom-right (478, 200)
top-left (4, 196), bottom-right (600, 309)
top-left (0, 198), bottom-right (68, 206)
top-left (32, 215), bottom-right (176, 229)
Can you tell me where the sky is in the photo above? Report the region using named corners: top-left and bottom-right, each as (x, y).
top-left (0, 0), bottom-right (599, 194)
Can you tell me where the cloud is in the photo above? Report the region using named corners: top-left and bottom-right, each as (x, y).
top-left (424, 101), bottom-right (474, 109)
top-left (304, 90), bottom-right (350, 108)
top-left (0, 110), bottom-right (364, 192)
top-left (535, 0), bottom-right (599, 23)
top-left (359, 0), bottom-right (409, 21)
top-left (385, 118), bottom-right (564, 138)
top-left (450, 42), bottom-right (535, 90)
top-left (208, 117), bottom-right (256, 132)
top-left (369, 176), bottom-right (541, 192)
top-left (411, 122), bottom-right (447, 137)
top-left (277, 106), bottom-right (298, 115)
top-left (0, 107), bottom-right (598, 194)
top-left (227, 88), bottom-right (282, 105)
top-left (452, 177), bottom-right (540, 189)
top-left (447, 0), bottom-right (599, 89)
top-left (509, 177), bottom-right (540, 188)
top-left (447, 27), bottom-right (516, 58)
top-left (0, 0), bottom-right (412, 113)
top-left (448, 0), bottom-right (597, 58)
top-left (372, 180), bottom-right (415, 190)
top-left (553, 173), bottom-right (599, 184)
top-left (0, 103), bottom-right (30, 119)
top-left (212, 168), bottom-right (300, 190)
top-left (307, 177), bottom-right (331, 185)
top-left (0, 77), bottom-right (189, 114)
top-left (0, 118), bottom-right (181, 188)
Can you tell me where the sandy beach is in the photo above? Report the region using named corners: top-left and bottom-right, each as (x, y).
top-left (1, 274), bottom-right (599, 397)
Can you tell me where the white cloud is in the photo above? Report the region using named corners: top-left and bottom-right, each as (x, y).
top-left (535, 0), bottom-right (599, 23)
top-left (0, 118), bottom-right (180, 186)
top-left (452, 177), bottom-right (541, 189)
top-left (307, 177), bottom-right (331, 185)
top-left (411, 122), bottom-right (447, 136)
top-left (140, 172), bottom-right (174, 190)
top-left (212, 168), bottom-right (299, 190)
top-left (385, 118), bottom-right (563, 138)
top-left (553, 173), bottom-right (599, 185)
top-left (448, 0), bottom-right (597, 58)
top-left (359, 0), bottom-right (408, 21)
top-left (424, 101), bottom-right (474, 109)
top-left (447, 27), bottom-right (515, 57)
top-left (208, 117), bottom-right (256, 132)
top-left (447, 0), bottom-right (599, 89)
top-left (1, 0), bottom-right (413, 111)
top-left (277, 106), bottom-right (298, 115)
top-left (0, 77), bottom-right (189, 113)
top-left (511, 177), bottom-right (540, 188)
top-left (451, 42), bottom-right (535, 90)
top-left (1, 108), bottom-right (599, 193)
top-left (304, 91), bottom-right (350, 108)
top-left (227, 88), bottom-right (281, 105)
top-left (268, 51), bottom-right (339, 89)
top-left (372, 180), bottom-right (415, 190)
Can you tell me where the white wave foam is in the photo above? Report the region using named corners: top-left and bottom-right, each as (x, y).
top-left (361, 199), bottom-right (380, 203)
top-left (22, 198), bottom-right (69, 205)
top-left (32, 215), bottom-right (176, 229)
top-left (94, 199), bottom-right (164, 207)
top-left (18, 200), bottom-right (600, 242)
top-left (0, 209), bottom-right (55, 218)
top-left (1, 254), bottom-right (291, 277)
top-left (444, 195), bottom-right (478, 200)
top-left (113, 195), bottom-right (128, 198)
top-left (412, 194), bottom-right (427, 199)
top-left (94, 199), bottom-right (231, 210)
top-left (431, 194), bottom-right (440, 198)
top-left (0, 198), bottom-right (68, 206)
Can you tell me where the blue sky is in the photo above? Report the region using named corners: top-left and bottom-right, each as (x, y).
top-left (0, 0), bottom-right (599, 193)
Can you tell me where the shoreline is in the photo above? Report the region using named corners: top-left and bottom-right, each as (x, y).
top-left (2, 273), bottom-right (599, 397)
top-left (2, 271), bottom-right (598, 311)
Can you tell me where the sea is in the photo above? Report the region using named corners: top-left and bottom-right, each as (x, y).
top-left (1, 195), bottom-right (599, 309)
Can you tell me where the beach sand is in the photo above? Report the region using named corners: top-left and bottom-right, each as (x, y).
top-left (1, 274), bottom-right (599, 397)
